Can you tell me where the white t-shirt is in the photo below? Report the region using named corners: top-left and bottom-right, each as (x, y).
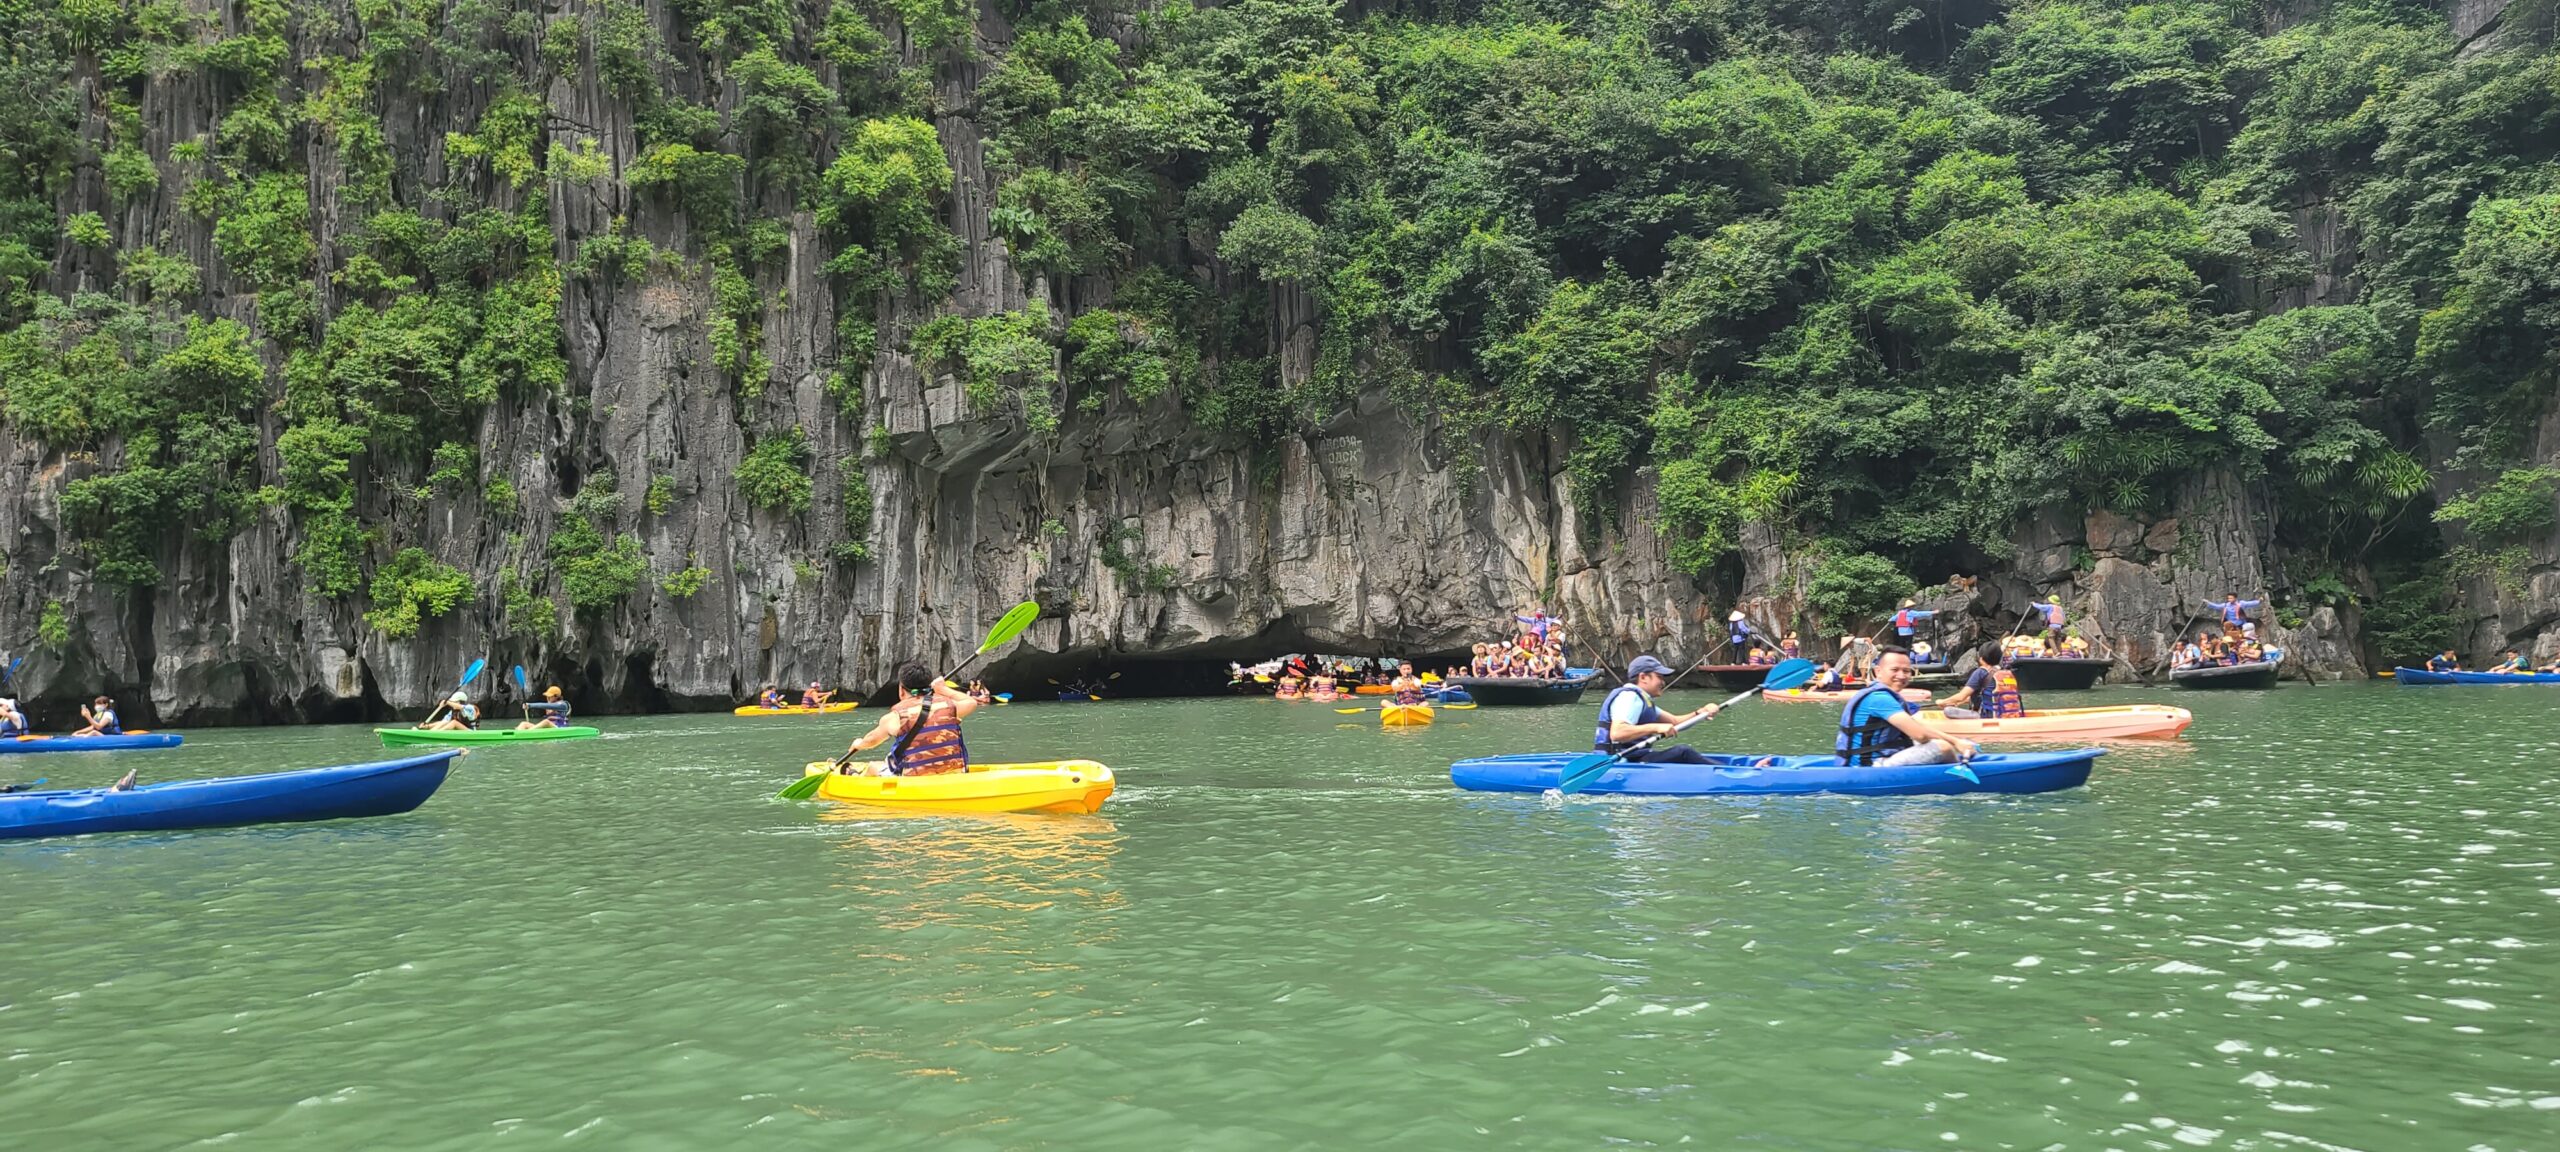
top-left (1606, 687), bottom-right (1653, 728)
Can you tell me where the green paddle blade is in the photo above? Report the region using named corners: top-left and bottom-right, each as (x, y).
top-left (979, 601), bottom-right (1040, 655)
top-left (777, 770), bottom-right (825, 801)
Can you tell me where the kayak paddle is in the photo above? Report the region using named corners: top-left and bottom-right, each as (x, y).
top-left (417, 658), bottom-right (488, 729)
top-left (1555, 658), bottom-right (1816, 795)
top-left (512, 665), bottom-right (531, 721)
top-left (0, 656), bottom-right (20, 687)
top-left (780, 601), bottom-right (1040, 800)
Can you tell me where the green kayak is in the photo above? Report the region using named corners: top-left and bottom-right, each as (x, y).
top-left (375, 726), bottom-right (600, 747)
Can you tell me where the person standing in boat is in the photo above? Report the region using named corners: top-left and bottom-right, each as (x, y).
top-left (1726, 610), bottom-right (1760, 657)
top-left (839, 662), bottom-right (981, 776)
top-left (517, 686), bottom-right (573, 729)
top-left (1837, 649), bottom-right (1978, 767)
top-left (2026, 596), bottom-right (2066, 641)
top-left (1595, 656), bottom-right (1723, 764)
top-left (1892, 600), bottom-right (1936, 648)
top-left (2208, 593), bottom-right (2263, 633)
top-left (1938, 643), bottom-right (2025, 720)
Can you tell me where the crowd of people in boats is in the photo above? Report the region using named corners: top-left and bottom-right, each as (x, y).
top-left (2168, 594), bottom-right (2286, 671)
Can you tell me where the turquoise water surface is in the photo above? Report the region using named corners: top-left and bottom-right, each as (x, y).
top-left (3, 682), bottom-right (2553, 1149)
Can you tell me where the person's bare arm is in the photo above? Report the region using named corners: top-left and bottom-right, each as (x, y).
top-left (936, 680), bottom-right (980, 720)
top-left (1887, 710), bottom-right (1975, 758)
top-left (848, 709), bottom-right (904, 752)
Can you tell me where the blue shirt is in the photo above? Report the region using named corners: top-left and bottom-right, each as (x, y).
top-left (1845, 687), bottom-right (1915, 731)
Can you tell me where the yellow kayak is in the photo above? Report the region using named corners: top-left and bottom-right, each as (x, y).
top-left (1380, 703), bottom-right (1435, 727)
top-left (734, 702), bottom-right (858, 716)
top-left (799, 760), bottom-right (1114, 814)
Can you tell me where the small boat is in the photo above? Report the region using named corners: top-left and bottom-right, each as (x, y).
top-left (1450, 748), bottom-right (2101, 798)
top-left (1441, 669), bottom-right (1601, 707)
top-left (1055, 691), bottom-right (1099, 702)
top-left (798, 760), bottom-right (1114, 814)
top-left (0, 732), bottom-right (184, 755)
top-left (2392, 667), bottom-right (2560, 685)
top-left (2008, 656), bottom-right (2114, 690)
top-left (0, 751), bottom-right (458, 840)
top-left (1424, 685), bottom-right (1474, 705)
top-left (1380, 703), bottom-right (1435, 727)
top-left (1762, 684), bottom-right (1912, 705)
top-left (2169, 661), bottom-right (2281, 689)
top-left (1916, 704), bottom-right (2192, 741)
top-left (1694, 664), bottom-right (1775, 692)
top-left (732, 702), bottom-right (858, 716)
top-left (376, 725), bottom-right (600, 747)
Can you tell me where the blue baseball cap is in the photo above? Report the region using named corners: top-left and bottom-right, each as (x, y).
top-left (1627, 655), bottom-right (1674, 678)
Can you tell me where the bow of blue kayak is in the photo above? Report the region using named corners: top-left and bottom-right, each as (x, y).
top-left (0, 732), bottom-right (184, 754)
top-left (1450, 749), bottom-right (2101, 797)
top-left (0, 751), bottom-right (459, 840)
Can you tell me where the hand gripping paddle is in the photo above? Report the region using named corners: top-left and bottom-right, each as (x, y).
top-left (1554, 658), bottom-right (1816, 795)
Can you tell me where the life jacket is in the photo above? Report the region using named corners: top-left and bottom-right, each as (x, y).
top-left (1782, 639), bottom-right (1800, 658)
top-left (1894, 609), bottom-right (1913, 632)
top-left (2426, 655), bottom-right (2454, 672)
top-left (454, 704), bottom-right (477, 729)
top-left (95, 709), bottom-right (122, 734)
top-left (760, 691), bottom-right (784, 708)
top-left (888, 699), bottom-right (969, 776)
top-left (1593, 684), bottom-right (1666, 753)
top-left (801, 691), bottom-right (826, 707)
top-left (1392, 679), bottom-right (1424, 705)
top-left (1836, 684), bottom-right (1915, 766)
top-left (1979, 666), bottom-right (2023, 719)
top-left (533, 700), bottom-right (572, 727)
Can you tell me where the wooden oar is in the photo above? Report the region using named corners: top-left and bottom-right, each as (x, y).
top-left (779, 602), bottom-right (1039, 800)
top-left (1554, 658), bottom-right (1816, 795)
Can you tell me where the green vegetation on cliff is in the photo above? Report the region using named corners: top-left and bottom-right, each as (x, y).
top-left (0, 0), bottom-right (2550, 646)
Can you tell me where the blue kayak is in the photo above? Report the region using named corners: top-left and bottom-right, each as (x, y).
top-left (1450, 748), bottom-right (2102, 798)
top-left (0, 751), bottom-right (457, 840)
top-left (2394, 667), bottom-right (2560, 684)
top-left (1424, 686), bottom-right (1474, 704)
top-left (0, 732), bottom-right (183, 754)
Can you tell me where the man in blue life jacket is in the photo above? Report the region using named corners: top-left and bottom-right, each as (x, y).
top-left (1837, 648), bottom-right (1977, 767)
top-left (1595, 655), bottom-right (1723, 764)
top-left (1892, 599), bottom-right (1936, 647)
top-left (2425, 649), bottom-right (2460, 672)
top-left (2488, 649), bottom-right (2527, 674)
top-left (1937, 642), bottom-right (2025, 720)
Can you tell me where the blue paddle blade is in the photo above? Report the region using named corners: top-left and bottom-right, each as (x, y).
top-left (460, 658), bottom-right (486, 688)
top-left (1945, 765), bottom-right (1980, 784)
top-left (1760, 658), bottom-right (1819, 692)
top-left (1555, 752), bottom-right (1615, 795)
top-left (513, 665), bottom-right (529, 691)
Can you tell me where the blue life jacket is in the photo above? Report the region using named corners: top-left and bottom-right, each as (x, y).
top-left (1593, 684), bottom-right (1665, 753)
top-left (530, 699), bottom-right (572, 727)
top-left (1836, 685), bottom-right (1915, 766)
top-left (95, 708), bottom-right (121, 735)
top-left (2426, 655), bottom-right (2455, 672)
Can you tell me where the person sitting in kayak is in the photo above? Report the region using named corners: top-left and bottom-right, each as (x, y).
top-left (2425, 649), bottom-right (2460, 672)
top-left (71, 695), bottom-right (122, 737)
top-left (798, 681), bottom-right (830, 707)
top-left (1595, 656), bottom-right (1723, 764)
top-left (968, 679), bottom-right (994, 704)
top-left (514, 686), bottom-right (573, 729)
top-left (1892, 600), bottom-right (1936, 647)
top-left (2489, 649), bottom-right (2528, 674)
top-left (841, 662), bottom-right (981, 776)
top-left (1390, 662), bottom-right (1426, 705)
top-left (757, 684), bottom-right (787, 709)
top-left (1939, 643), bottom-right (2024, 720)
top-left (0, 694), bottom-right (25, 737)
top-left (420, 691), bottom-right (479, 731)
top-left (1837, 649), bottom-right (1977, 768)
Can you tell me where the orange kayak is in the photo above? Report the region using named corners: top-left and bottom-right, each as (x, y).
top-left (1917, 705), bottom-right (2192, 740)
top-left (1763, 685), bottom-right (1912, 704)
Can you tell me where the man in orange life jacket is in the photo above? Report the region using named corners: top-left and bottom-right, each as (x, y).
top-left (838, 662), bottom-right (981, 775)
top-left (1937, 642), bottom-right (2025, 720)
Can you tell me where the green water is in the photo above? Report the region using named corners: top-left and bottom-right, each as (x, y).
top-left (4, 683), bottom-right (2553, 1149)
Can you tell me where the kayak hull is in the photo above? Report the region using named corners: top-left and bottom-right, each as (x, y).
top-left (2393, 667), bottom-right (2560, 684)
top-left (1424, 686), bottom-right (1473, 705)
top-left (801, 760), bottom-right (1114, 814)
top-left (1442, 670), bottom-right (1600, 706)
top-left (1352, 685), bottom-right (1393, 696)
top-left (1450, 749), bottom-right (2101, 798)
top-left (732, 703), bottom-right (858, 716)
top-left (1696, 664), bottom-right (1773, 692)
top-left (2008, 657), bottom-right (2114, 690)
top-left (0, 752), bottom-right (457, 840)
top-left (376, 726), bottom-right (600, 747)
top-left (1917, 705), bottom-right (2192, 740)
top-left (0, 732), bottom-right (183, 755)
top-left (1380, 704), bottom-right (1435, 727)
top-left (2169, 661), bottom-right (2281, 689)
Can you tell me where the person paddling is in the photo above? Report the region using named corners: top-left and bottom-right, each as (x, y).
top-left (419, 691), bottom-right (479, 731)
top-left (799, 681), bottom-right (830, 708)
top-left (517, 686), bottom-right (572, 729)
top-left (1390, 661), bottom-right (1426, 705)
top-left (72, 695), bottom-right (122, 737)
top-left (1836, 649), bottom-right (1976, 767)
top-left (0, 694), bottom-right (27, 737)
top-left (838, 662), bottom-right (980, 776)
top-left (1594, 656), bottom-right (1724, 764)
top-left (1939, 642), bottom-right (2023, 720)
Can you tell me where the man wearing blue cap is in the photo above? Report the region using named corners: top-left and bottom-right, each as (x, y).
top-left (1593, 655), bottom-right (1723, 764)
